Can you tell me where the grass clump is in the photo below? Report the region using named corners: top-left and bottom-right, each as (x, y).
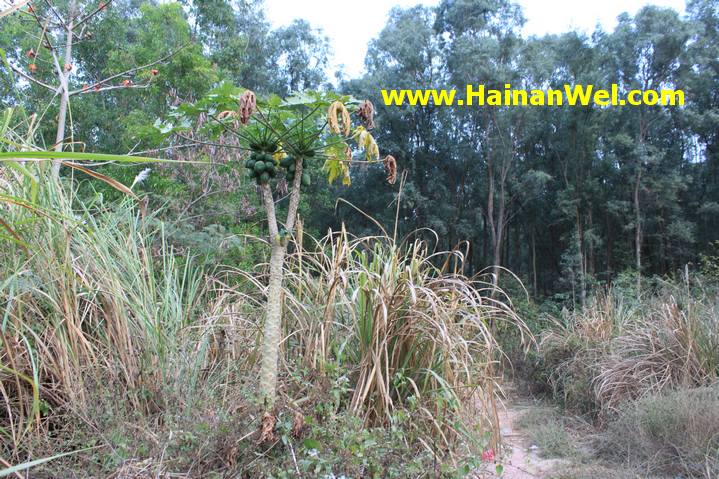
top-left (534, 283), bottom-right (719, 418)
top-left (278, 229), bottom-right (530, 450)
top-left (600, 385), bottom-right (719, 478)
top-left (516, 406), bottom-right (581, 459)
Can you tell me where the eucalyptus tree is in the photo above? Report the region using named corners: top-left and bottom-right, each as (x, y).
top-left (182, 0), bottom-right (330, 97)
top-left (683, 0), bottom-right (719, 252)
top-left (349, 6), bottom-right (446, 239)
top-left (600, 6), bottom-right (690, 292)
top-left (434, 0), bottom-right (527, 285)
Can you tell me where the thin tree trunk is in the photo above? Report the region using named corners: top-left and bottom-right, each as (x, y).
top-left (634, 166), bottom-right (642, 297)
top-left (52, 0), bottom-right (76, 177)
top-left (576, 208), bottom-right (586, 306)
top-left (532, 230), bottom-right (537, 297)
top-left (488, 164), bottom-right (507, 288)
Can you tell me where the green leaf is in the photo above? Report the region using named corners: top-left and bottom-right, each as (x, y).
top-left (0, 448), bottom-right (94, 477)
top-left (0, 151), bottom-right (207, 165)
top-left (0, 48), bottom-right (12, 83)
top-left (302, 438), bottom-right (321, 451)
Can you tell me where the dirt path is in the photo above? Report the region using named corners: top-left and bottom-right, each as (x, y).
top-left (494, 402), bottom-right (569, 478)
top-left (476, 399), bottom-right (569, 478)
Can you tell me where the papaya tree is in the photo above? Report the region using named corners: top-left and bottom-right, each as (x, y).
top-left (157, 84), bottom-right (385, 411)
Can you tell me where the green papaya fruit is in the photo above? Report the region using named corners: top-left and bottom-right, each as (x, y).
top-left (254, 161), bottom-right (266, 173)
top-left (301, 172), bottom-right (311, 187)
top-left (260, 172), bottom-right (270, 183)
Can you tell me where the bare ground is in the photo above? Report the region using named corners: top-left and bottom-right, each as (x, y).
top-left (474, 392), bottom-right (650, 479)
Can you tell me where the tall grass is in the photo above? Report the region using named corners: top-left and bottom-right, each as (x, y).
top-left (1, 111), bottom-right (214, 465)
top-left (277, 228), bottom-right (530, 452)
top-left (0, 182), bottom-right (208, 451)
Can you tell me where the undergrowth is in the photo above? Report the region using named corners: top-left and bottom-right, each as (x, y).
top-left (1, 117), bottom-right (528, 475)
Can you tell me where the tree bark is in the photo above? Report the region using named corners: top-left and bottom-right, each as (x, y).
top-left (532, 229), bottom-right (537, 297)
top-left (634, 166), bottom-right (642, 297)
top-left (576, 207), bottom-right (586, 306)
top-left (259, 242), bottom-right (286, 405)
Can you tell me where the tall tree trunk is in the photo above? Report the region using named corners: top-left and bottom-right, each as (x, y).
top-left (532, 229), bottom-right (537, 297)
top-left (606, 212), bottom-right (613, 276)
top-left (634, 165), bottom-right (642, 297)
top-left (576, 207), bottom-right (586, 306)
top-left (488, 163), bottom-right (507, 288)
top-left (588, 208), bottom-right (595, 277)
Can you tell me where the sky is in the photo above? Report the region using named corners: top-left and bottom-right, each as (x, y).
top-left (264, 0), bottom-right (687, 78)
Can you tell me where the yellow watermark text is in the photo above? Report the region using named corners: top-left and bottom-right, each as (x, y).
top-left (381, 84), bottom-right (684, 107)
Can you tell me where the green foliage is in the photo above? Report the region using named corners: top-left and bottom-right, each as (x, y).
top-left (337, 0), bottom-right (719, 301)
top-left (699, 241), bottom-right (719, 280)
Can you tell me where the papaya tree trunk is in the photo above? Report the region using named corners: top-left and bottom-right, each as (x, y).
top-left (258, 158), bottom-right (303, 407)
top-left (259, 243), bottom-right (286, 405)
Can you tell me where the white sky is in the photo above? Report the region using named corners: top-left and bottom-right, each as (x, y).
top-left (264, 0), bottom-right (687, 78)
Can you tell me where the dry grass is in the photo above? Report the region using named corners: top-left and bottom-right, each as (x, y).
top-left (0, 195), bottom-right (211, 456)
top-left (1, 180), bottom-right (530, 474)
top-left (537, 284), bottom-right (719, 417)
top-left (595, 294), bottom-right (719, 412)
top-left (220, 226), bottom-right (533, 454)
